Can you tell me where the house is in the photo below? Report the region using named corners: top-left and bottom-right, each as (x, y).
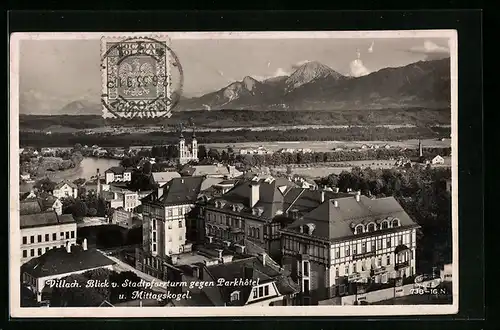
top-left (20, 199), bottom-right (76, 264)
top-left (21, 241), bottom-right (115, 302)
top-left (204, 176), bottom-right (302, 261)
top-left (151, 171), bottom-right (181, 186)
top-left (20, 173), bottom-right (31, 181)
top-left (199, 253), bottom-right (299, 306)
top-left (52, 181), bottom-right (78, 199)
top-left (280, 193), bottom-right (420, 305)
top-left (105, 166), bottom-right (133, 184)
top-left (102, 187), bottom-right (141, 212)
top-left (431, 155), bottom-right (445, 165)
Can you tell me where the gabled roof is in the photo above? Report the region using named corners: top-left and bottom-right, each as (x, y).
top-left (21, 245), bottom-right (115, 278)
top-left (142, 176), bottom-right (205, 206)
top-left (205, 255), bottom-right (298, 306)
top-left (105, 166), bottom-right (132, 174)
top-left (151, 171), bottom-right (181, 183)
top-left (54, 180), bottom-right (77, 190)
top-left (283, 195), bottom-right (419, 242)
top-left (20, 211), bottom-right (75, 229)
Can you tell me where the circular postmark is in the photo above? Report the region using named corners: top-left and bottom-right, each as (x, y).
top-left (101, 36), bottom-right (183, 119)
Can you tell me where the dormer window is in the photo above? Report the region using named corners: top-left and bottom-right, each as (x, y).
top-left (367, 223), bottom-right (376, 232)
top-left (303, 223), bottom-right (316, 235)
top-left (391, 218), bottom-right (400, 227)
top-left (230, 291), bottom-right (240, 302)
top-left (381, 220), bottom-right (389, 229)
top-left (354, 224), bottom-right (364, 235)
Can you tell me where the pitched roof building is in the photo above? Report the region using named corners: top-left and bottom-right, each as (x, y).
top-left (21, 243), bottom-right (115, 302)
top-left (280, 193), bottom-right (420, 305)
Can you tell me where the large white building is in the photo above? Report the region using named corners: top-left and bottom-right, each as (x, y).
top-left (280, 192), bottom-right (420, 305)
top-left (178, 129), bottom-right (198, 165)
top-left (141, 176), bottom-right (206, 258)
top-left (20, 199), bottom-right (77, 264)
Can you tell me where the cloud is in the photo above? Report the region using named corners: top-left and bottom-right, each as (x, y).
top-left (291, 60), bottom-right (311, 70)
top-left (368, 41), bottom-right (374, 53)
top-left (408, 40), bottom-right (450, 60)
top-left (349, 59), bottom-right (371, 77)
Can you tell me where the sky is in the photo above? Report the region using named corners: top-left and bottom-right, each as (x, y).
top-left (18, 36), bottom-right (451, 114)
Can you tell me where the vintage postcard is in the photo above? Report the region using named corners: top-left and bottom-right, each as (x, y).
top-left (9, 30), bottom-right (458, 317)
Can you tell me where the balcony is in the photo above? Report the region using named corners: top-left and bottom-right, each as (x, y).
top-left (394, 260), bottom-right (409, 270)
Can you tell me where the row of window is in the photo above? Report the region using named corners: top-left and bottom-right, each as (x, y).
top-left (333, 235), bottom-right (410, 258)
top-left (151, 219), bottom-right (184, 230)
top-left (206, 212), bottom-right (242, 228)
top-left (354, 219), bottom-right (401, 235)
top-left (22, 244), bottom-right (68, 258)
top-left (22, 231), bottom-right (75, 245)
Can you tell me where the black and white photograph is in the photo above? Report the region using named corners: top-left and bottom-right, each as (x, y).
top-left (9, 30), bottom-right (458, 317)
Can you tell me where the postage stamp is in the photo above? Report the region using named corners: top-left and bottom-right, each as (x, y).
top-left (9, 30), bottom-right (459, 318)
top-left (101, 36), bottom-right (183, 119)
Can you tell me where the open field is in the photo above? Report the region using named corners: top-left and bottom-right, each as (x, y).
top-left (19, 108), bottom-right (451, 131)
top-left (202, 139), bottom-right (451, 153)
top-left (272, 157), bottom-right (452, 178)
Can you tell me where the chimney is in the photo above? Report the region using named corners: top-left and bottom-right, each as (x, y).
top-left (66, 242), bottom-right (71, 253)
top-left (96, 168), bottom-right (101, 196)
top-left (355, 191), bottom-right (361, 202)
top-left (82, 238), bottom-right (88, 251)
top-left (333, 200), bottom-right (339, 208)
top-left (216, 249), bottom-right (223, 260)
top-left (259, 252), bottom-right (267, 266)
top-left (320, 191), bottom-right (325, 203)
top-left (181, 179), bottom-right (184, 184)
top-left (249, 182), bottom-right (260, 207)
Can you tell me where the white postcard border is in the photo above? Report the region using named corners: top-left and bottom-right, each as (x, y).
top-left (9, 29), bottom-right (459, 318)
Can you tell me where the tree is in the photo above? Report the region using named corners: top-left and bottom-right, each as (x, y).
top-left (88, 207), bottom-right (97, 216)
top-left (286, 165), bottom-right (293, 176)
top-left (72, 200), bottom-right (88, 219)
top-left (74, 143), bottom-right (83, 151)
top-left (34, 177), bottom-right (56, 193)
top-left (73, 178), bottom-right (86, 186)
top-left (208, 148), bottom-right (221, 161)
top-left (198, 145), bottom-right (207, 160)
top-left (142, 161), bottom-right (152, 175)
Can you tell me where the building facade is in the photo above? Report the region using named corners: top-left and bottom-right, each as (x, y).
top-left (178, 129), bottom-right (198, 165)
top-left (104, 166), bottom-right (133, 184)
top-left (141, 177), bottom-right (206, 257)
top-left (280, 193), bottom-right (420, 305)
top-left (20, 200), bottom-right (77, 264)
top-left (52, 181), bottom-right (78, 199)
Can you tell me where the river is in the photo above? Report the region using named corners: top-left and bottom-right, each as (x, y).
top-left (20, 157), bottom-right (121, 192)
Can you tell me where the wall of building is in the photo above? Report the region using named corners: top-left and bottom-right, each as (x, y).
top-left (21, 223), bottom-right (77, 264)
top-left (53, 185), bottom-right (77, 199)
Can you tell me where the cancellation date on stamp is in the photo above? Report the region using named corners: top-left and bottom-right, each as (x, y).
top-left (101, 36), bottom-right (183, 119)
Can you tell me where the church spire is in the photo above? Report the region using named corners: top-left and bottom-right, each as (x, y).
top-left (192, 127), bottom-right (196, 139)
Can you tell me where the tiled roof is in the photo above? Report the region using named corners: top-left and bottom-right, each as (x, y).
top-left (20, 200), bottom-right (44, 215)
top-left (207, 177), bottom-right (298, 220)
top-left (151, 171), bottom-right (181, 184)
top-left (54, 180), bottom-right (77, 190)
top-left (21, 245), bottom-right (115, 278)
top-left (284, 195), bottom-right (419, 242)
top-left (105, 166), bottom-right (132, 174)
top-left (200, 177), bottom-right (224, 192)
top-left (20, 211), bottom-right (75, 229)
top-left (142, 176), bottom-right (205, 206)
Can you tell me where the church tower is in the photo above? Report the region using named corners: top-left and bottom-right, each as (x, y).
top-left (178, 129), bottom-right (186, 163)
top-left (191, 128), bottom-right (198, 161)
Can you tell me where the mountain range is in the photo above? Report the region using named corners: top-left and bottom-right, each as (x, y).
top-left (177, 58), bottom-right (451, 111)
top-left (20, 58), bottom-right (451, 115)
